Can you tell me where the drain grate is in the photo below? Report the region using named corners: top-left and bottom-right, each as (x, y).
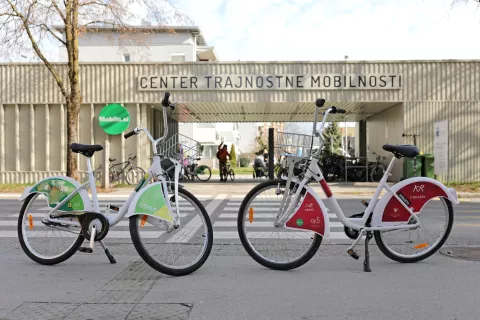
top-left (439, 246), bottom-right (480, 261)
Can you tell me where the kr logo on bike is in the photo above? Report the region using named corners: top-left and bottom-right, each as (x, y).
top-left (286, 192), bottom-right (325, 236)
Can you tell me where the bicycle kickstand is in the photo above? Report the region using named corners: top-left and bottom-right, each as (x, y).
top-left (99, 240), bottom-right (116, 264)
top-left (363, 231), bottom-right (373, 272)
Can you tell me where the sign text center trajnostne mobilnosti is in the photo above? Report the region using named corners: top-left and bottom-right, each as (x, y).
top-left (138, 74), bottom-right (403, 91)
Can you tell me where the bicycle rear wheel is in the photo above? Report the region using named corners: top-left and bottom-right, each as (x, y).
top-left (370, 165), bottom-right (385, 182)
top-left (374, 197), bottom-right (453, 263)
top-left (18, 193), bottom-right (84, 265)
top-left (195, 165), bottom-right (212, 182)
top-left (126, 167), bottom-right (145, 185)
top-left (129, 188), bottom-right (213, 276)
top-left (237, 179), bottom-right (322, 270)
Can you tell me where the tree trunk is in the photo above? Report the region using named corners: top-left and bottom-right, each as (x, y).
top-left (66, 94), bottom-right (80, 181)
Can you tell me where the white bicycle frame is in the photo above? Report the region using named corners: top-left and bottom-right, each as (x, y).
top-left (42, 105), bottom-right (181, 230)
top-left (275, 107), bottom-right (425, 246)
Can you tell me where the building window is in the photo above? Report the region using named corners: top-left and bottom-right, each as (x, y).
top-left (123, 54), bottom-right (131, 62)
top-left (170, 54), bottom-right (185, 62)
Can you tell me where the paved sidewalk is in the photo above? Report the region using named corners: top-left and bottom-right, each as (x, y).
top-left (0, 244), bottom-right (479, 320)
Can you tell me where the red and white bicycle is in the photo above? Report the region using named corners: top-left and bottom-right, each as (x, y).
top-left (237, 98), bottom-right (459, 272)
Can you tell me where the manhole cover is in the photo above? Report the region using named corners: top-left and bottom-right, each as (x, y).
top-left (439, 246), bottom-right (480, 261)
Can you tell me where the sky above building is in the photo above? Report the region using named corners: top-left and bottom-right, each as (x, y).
top-left (172, 0), bottom-right (480, 61)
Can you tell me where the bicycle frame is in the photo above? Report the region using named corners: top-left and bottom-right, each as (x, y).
top-left (275, 106), bottom-right (459, 243)
top-left (41, 105), bottom-right (182, 229)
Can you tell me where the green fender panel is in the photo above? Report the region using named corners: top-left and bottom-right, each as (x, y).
top-left (126, 182), bottom-right (174, 223)
top-left (18, 176), bottom-right (92, 212)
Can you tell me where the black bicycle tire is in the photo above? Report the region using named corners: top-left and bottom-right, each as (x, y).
top-left (18, 193), bottom-right (85, 265)
top-left (374, 198), bottom-right (454, 263)
top-left (229, 169), bottom-right (235, 181)
top-left (129, 188), bottom-right (213, 276)
top-left (237, 179), bottom-right (322, 271)
top-left (370, 165), bottom-right (385, 182)
top-left (195, 165), bottom-right (212, 182)
top-left (126, 167), bottom-right (146, 185)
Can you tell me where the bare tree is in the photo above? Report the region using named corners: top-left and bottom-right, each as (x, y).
top-left (0, 0), bottom-right (191, 181)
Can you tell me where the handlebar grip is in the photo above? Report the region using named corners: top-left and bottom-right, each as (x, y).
top-left (132, 155), bottom-right (136, 160)
top-left (161, 92), bottom-right (171, 108)
top-left (315, 98), bottom-right (326, 108)
top-left (124, 130), bottom-right (136, 139)
top-left (336, 109), bottom-right (346, 114)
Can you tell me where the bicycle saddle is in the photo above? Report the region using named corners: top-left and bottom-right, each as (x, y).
top-left (70, 143), bottom-right (103, 158)
top-left (382, 144), bottom-right (419, 158)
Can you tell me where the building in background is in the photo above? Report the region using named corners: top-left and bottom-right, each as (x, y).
top-left (55, 25), bottom-right (218, 62)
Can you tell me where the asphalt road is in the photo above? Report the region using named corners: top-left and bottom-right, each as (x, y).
top-left (1, 196), bottom-right (479, 319)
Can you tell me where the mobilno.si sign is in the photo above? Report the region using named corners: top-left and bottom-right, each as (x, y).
top-left (138, 74), bottom-right (403, 91)
top-left (99, 103), bottom-right (130, 135)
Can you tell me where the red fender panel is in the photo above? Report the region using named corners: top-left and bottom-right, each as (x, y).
top-left (383, 181), bottom-right (448, 222)
top-left (285, 192), bottom-right (325, 236)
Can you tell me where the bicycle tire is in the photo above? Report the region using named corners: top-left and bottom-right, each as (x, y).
top-left (229, 169), bottom-right (235, 181)
top-left (18, 193), bottom-right (85, 265)
top-left (370, 165), bottom-right (385, 182)
top-left (129, 188), bottom-right (213, 276)
top-left (374, 198), bottom-right (454, 263)
top-left (237, 179), bottom-right (322, 271)
top-left (195, 165), bottom-right (212, 182)
top-left (126, 167), bottom-right (146, 185)
top-left (94, 168), bottom-right (103, 184)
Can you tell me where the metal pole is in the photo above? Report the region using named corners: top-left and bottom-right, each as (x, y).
top-left (268, 128), bottom-right (274, 180)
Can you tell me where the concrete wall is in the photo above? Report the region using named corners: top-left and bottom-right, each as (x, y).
top-left (366, 103), bottom-right (404, 181)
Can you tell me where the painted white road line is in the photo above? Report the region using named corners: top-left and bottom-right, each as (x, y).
top-left (218, 213), bottom-right (338, 219)
top-left (15, 231), bottom-right (164, 238)
top-left (214, 221), bottom-right (344, 228)
top-left (213, 231), bottom-right (349, 240)
top-left (167, 194), bottom-right (227, 243)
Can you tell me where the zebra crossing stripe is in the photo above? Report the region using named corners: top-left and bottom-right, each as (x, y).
top-left (214, 221), bottom-right (344, 228)
top-left (217, 213), bottom-right (338, 219)
top-left (1, 231), bottom-right (164, 238)
top-left (212, 231), bottom-right (349, 240)
top-left (167, 194), bottom-right (227, 243)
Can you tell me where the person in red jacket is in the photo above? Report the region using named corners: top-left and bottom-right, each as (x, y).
top-left (216, 142), bottom-right (231, 181)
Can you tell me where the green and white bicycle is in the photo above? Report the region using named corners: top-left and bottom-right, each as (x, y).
top-left (17, 92), bottom-right (213, 276)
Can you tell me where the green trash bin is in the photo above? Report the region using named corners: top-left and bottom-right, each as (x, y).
top-left (403, 156), bottom-right (423, 179)
top-left (422, 154), bottom-right (435, 178)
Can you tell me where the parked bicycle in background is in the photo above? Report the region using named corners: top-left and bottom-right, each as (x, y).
top-left (369, 152), bottom-right (387, 182)
top-left (94, 154), bottom-right (145, 185)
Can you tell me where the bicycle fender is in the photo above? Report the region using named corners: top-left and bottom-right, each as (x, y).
top-left (18, 176), bottom-right (92, 212)
top-left (372, 177), bottom-right (459, 227)
top-left (125, 181), bottom-right (175, 223)
top-left (284, 185), bottom-right (330, 240)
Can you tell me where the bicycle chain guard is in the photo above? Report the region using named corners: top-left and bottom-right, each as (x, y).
top-left (80, 213), bottom-right (109, 242)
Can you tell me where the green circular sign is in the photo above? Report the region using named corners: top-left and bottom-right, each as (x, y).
top-left (296, 218), bottom-right (304, 227)
top-left (99, 104), bottom-right (130, 135)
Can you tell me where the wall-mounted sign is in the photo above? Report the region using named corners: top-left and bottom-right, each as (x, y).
top-left (434, 120), bottom-right (448, 176)
top-left (99, 103), bottom-right (130, 135)
top-left (138, 74), bottom-right (403, 91)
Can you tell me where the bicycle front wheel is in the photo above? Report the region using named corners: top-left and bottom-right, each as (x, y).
top-left (129, 188), bottom-right (213, 276)
top-left (238, 179), bottom-right (322, 270)
top-left (126, 167), bottom-right (145, 185)
top-left (374, 197), bottom-right (454, 263)
top-left (370, 165), bottom-right (385, 182)
top-left (18, 193), bottom-right (85, 265)
top-left (229, 169), bottom-right (235, 181)
top-left (195, 165), bottom-right (211, 182)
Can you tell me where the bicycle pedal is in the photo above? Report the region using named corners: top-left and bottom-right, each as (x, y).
top-left (78, 247), bottom-right (93, 253)
top-left (108, 205), bottom-right (120, 212)
top-left (347, 249), bottom-right (360, 260)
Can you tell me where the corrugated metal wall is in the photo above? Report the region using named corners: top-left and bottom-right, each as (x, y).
top-left (1, 61), bottom-right (480, 182)
top-left (1, 61), bottom-right (480, 104)
top-left (404, 101), bottom-right (480, 182)
top-left (0, 102), bottom-right (157, 183)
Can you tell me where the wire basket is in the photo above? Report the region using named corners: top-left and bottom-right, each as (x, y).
top-left (158, 133), bottom-right (201, 162)
top-left (276, 131), bottom-right (320, 158)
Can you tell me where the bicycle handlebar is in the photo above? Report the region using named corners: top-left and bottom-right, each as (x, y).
top-left (161, 92), bottom-right (175, 110)
top-left (124, 129), bottom-right (138, 139)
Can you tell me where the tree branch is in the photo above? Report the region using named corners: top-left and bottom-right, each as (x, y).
top-left (50, 0), bottom-right (67, 23)
top-left (39, 23), bottom-right (67, 45)
top-left (6, 0), bottom-right (68, 98)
